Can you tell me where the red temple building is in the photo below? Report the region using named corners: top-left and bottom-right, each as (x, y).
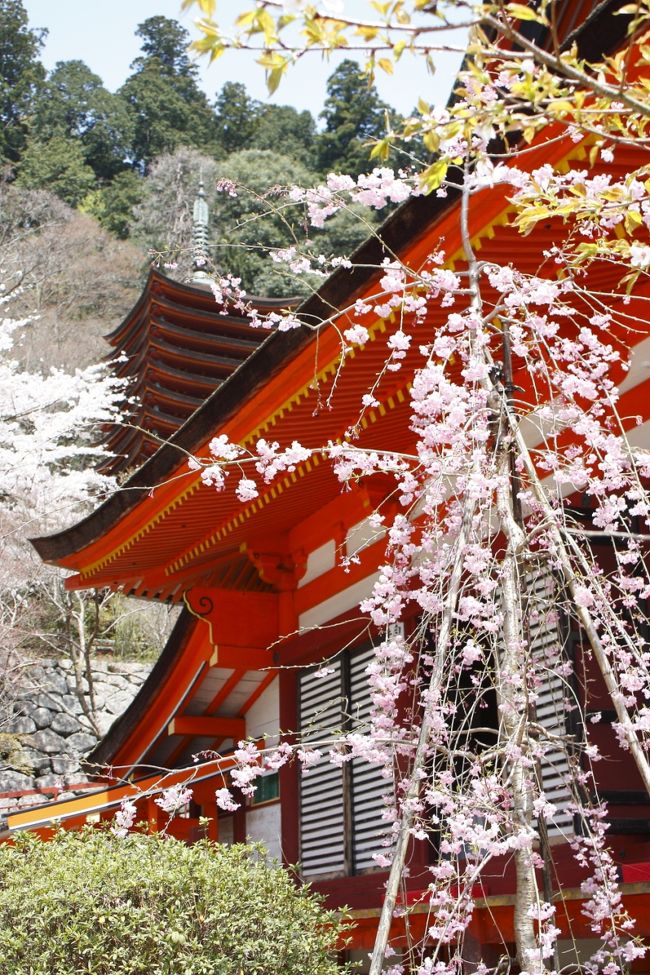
top-left (4, 2), bottom-right (650, 966)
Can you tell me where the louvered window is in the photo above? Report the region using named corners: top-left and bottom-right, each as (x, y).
top-left (299, 659), bottom-right (346, 877)
top-left (525, 563), bottom-right (575, 836)
top-left (298, 647), bottom-right (389, 878)
top-left (348, 647), bottom-right (390, 871)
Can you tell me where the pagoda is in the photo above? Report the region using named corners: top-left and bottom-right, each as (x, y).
top-left (102, 179), bottom-right (300, 476)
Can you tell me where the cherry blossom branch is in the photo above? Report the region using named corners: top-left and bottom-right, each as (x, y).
top-left (369, 485), bottom-right (479, 975)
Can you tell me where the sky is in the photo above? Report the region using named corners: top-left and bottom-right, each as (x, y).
top-left (23, 1), bottom-right (467, 118)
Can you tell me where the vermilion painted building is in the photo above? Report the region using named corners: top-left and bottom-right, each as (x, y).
top-left (5, 2), bottom-right (650, 964)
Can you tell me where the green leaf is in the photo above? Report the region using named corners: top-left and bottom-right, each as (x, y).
top-left (420, 158), bottom-right (449, 193)
top-left (257, 7), bottom-right (278, 44)
top-left (370, 137), bottom-right (391, 161)
top-left (236, 10), bottom-right (257, 28)
top-left (506, 2), bottom-right (548, 22)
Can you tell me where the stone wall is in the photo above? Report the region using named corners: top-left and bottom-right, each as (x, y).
top-left (0, 657), bottom-right (150, 814)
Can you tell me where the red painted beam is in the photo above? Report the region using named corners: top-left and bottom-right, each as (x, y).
top-left (168, 716), bottom-right (246, 739)
top-left (208, 644), bottom-right (274, 670)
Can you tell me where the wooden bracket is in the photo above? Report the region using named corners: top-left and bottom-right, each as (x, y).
top-left (241, 535), bottom-right (307, 590)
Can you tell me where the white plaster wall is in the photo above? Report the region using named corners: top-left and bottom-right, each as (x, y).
top-left (298, 539), bottom-right (336, 587)
top-left (245, 677), bottom-right (279, 745)
top-left (299, 572), bottom-right (380, 630)
top-left (219, 816), bottom-right (234, 845)
top-left (246, 802), bottom-right (282, 861)
top-left (346, 518), bottom-right (385, 558)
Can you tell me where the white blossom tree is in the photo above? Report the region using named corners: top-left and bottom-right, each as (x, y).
top-left (0, 270), bottom-right (127, 733)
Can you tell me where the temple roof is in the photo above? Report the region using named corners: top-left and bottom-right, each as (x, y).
top-left (31, 0), bottom-right (636, 580)
top-left (33, 174), bottom-right (466, 567)
top-left (34, 146), bottom-right (650, 597)
top-left (101, 269), bottom-right (300, 474)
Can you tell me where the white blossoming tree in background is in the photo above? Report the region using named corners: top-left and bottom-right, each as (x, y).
top-left (117, 2), bottom-right (650, 975)
top-left (0, 271), bottom-right (126, 732)
top-left (0, 285), bottom-right (124, 514)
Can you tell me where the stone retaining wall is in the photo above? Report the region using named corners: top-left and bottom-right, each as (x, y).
top-left (0, 657), bottom-right (150, 813)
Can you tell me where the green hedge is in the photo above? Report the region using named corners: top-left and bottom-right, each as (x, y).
top-left (0, 828), bottom-right (348, 975)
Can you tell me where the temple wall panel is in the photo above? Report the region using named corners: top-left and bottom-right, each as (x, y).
top-left (298, 572), bottom-right (380, 630)
top-left (246, 803), bottom-right (282, 861)
top-left (245, 677), bottom-right (279, 745)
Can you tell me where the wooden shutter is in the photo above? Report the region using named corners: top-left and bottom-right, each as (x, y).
top-left (298, 661), bottom-right (346, 877)
top-left (525, 563), bottom-right (574, 836)
top-left (349, 646), bottom-right (390, 872)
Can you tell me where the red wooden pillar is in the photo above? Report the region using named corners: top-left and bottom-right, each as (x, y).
top-left (233, 802), bottom-right (247, 843)
top-left (193, 782), bottom-right (219, 842)
top-left (279, 668), bottom-right (299, 866)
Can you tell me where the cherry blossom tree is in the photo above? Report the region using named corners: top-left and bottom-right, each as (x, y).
top-left (0, 270), bottom-right (127, 732)
top-left (124, 3), bottom-right (650, 975)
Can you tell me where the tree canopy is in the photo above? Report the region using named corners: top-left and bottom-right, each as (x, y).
top-left (133, 15), bottom-right (198, 79)
top-left (0, 0), bottom-right (46, 162)
top-left (132, 140), bottom-right (374, 295)
top-left (0, 2), bottom-right (401, 227)
top-left (16, 134), bottom-right (96, 207)
top-left (213, 80), bottom-right (259, 154)
top-left (119, 60), bottom-right (218, 172)
top-left (31, 60), bottom-right (134, 180)
top-left (316, 59), bottom-right (400, 177)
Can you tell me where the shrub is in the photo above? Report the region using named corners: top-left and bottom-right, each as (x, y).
top-left (0, 828), bottom-right (348, 975)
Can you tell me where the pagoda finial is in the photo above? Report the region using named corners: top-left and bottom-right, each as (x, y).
top-left (191, 173), bottom-right (211, 283)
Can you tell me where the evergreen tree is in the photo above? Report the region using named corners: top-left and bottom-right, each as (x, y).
top-left (213, 82), bottom-right (317, 164)
top-left (0, 0), bottom-right (46, 163)
top-left (82, 169), bottom-right (143, 239)
top-left (214, 81), bottom-right (259, 154)
top-left (121, 17), bottom-right (219, 171)
top-left (32, 60), bottom-right (134, 180)
top-left (16, 134), bottom-right (96, 207)
top-left (212, 149), bottom-right (321, 296)
top-left (316, 59), bottom-right (400, 177)
top-left (133, 16), bottom-right (197, 78)
top-left (251, 104), bottom-right (316, 165)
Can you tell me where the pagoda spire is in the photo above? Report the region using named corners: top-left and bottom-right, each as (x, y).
top-left (191, 175), bottom-right (211, 283)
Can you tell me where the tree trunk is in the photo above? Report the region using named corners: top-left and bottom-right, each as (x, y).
top-left (368, 492), bottom-right (478, 975)
top-left (495, 442), bottom-right (548, 975)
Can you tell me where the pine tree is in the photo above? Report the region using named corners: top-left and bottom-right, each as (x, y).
top-left (316, 59), bottom-right (400, 177)
top-left (0, 0), bottom-right (46, 162)
top-left (121, 17), bottom-right (219, 172)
